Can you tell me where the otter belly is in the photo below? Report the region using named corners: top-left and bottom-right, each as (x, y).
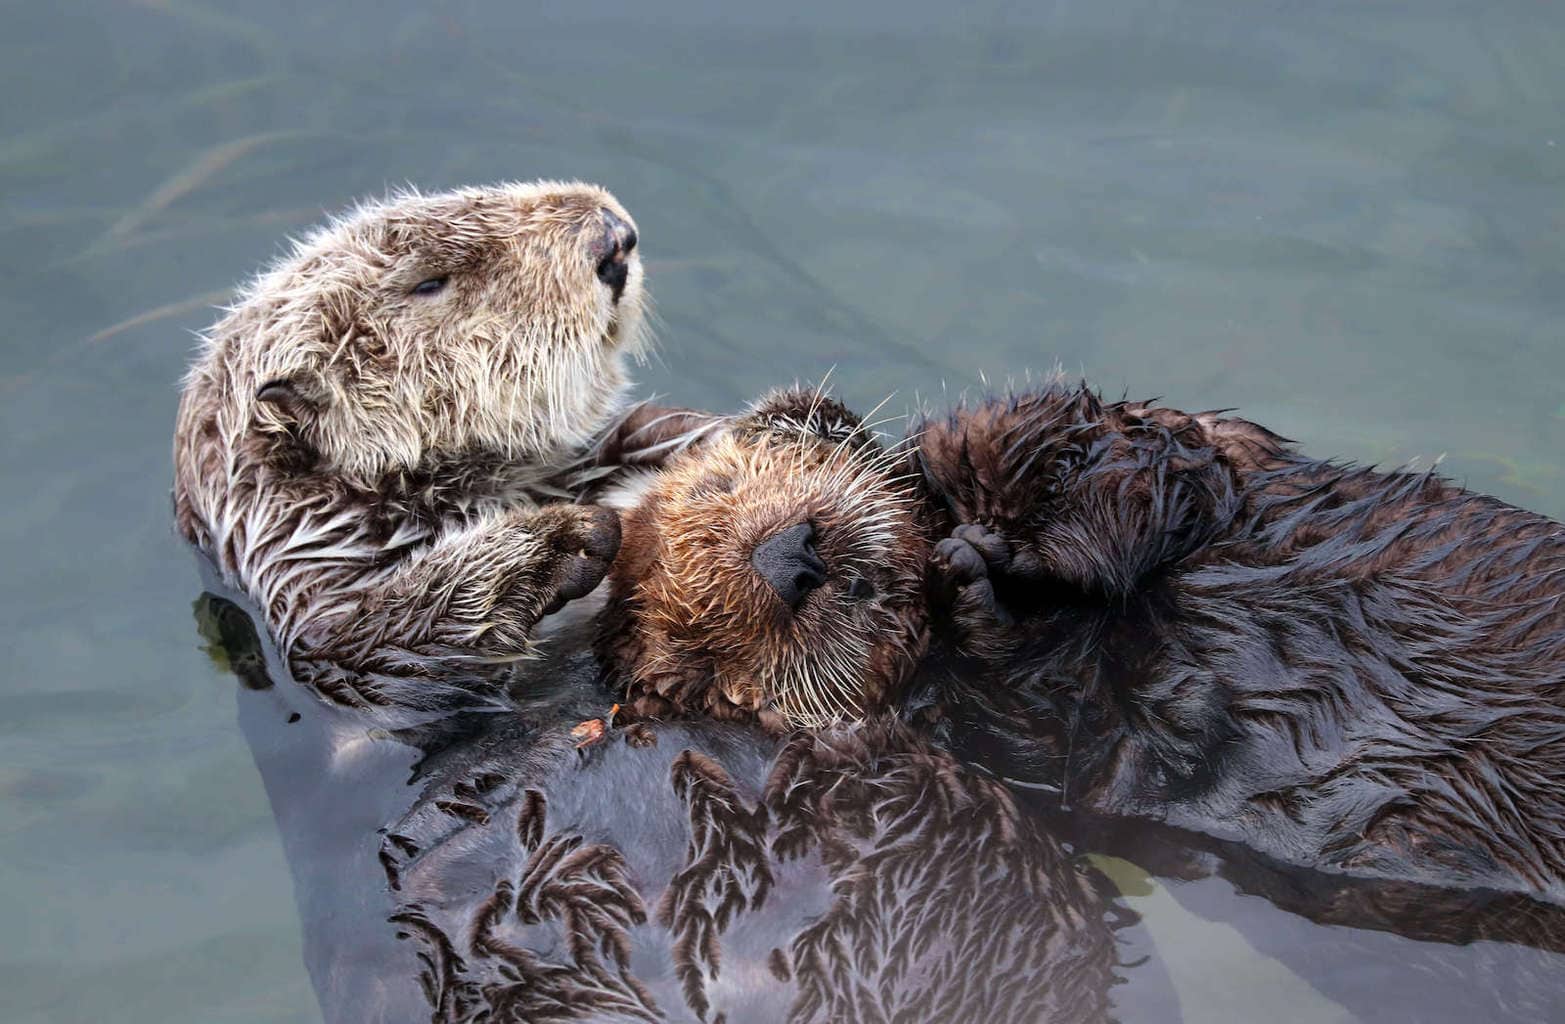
top-left (210, 576), bottom-right (1121, 1023)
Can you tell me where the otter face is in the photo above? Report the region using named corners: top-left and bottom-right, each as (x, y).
top-left (212, 181), bottom-right (647, 482)
top-left (605, 392), bottom-right (932, 730)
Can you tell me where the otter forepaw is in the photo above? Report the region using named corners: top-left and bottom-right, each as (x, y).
top-left (537, 504), bottom-right (622, 616)
top-left (949, 523), bottom-right (1012, 572)
top-left (931, 524), bottom-right (1016, 634)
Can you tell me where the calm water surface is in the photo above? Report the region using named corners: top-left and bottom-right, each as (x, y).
top-left (2, 2), bottom-right (1563, 1021)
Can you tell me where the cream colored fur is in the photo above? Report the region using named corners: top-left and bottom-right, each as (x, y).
top-left (173, 182), bottom-right (648, 710)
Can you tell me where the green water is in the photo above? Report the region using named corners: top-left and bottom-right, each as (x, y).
top-left (1, 1), bottom-right (1563, 1021)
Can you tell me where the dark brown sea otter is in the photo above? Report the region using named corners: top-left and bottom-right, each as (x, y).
top-left (380, 716), bottom-right (1121, 1024)
top-left (601, 384), bottom-right (1565, 903)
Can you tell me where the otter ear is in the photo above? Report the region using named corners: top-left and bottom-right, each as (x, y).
top-left (1190, 411), bottom-right (1292, 476)
top-left (252, 374), bottom-right (324, 472)
top-left (254, 376), bottom-right (319, 425)
top-left (739, 388), bottom-right (872, 450)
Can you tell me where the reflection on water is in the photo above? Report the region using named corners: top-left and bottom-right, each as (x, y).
top-left (1053, 805), bottom-right (1565, 1022)
top-left (2, 1), bottom-right (1564, 1022)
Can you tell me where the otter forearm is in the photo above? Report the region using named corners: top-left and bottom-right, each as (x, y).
top-left (318, 517), bottom-right (554, 657)
top-left (286, 504), bottom-right (619, 703)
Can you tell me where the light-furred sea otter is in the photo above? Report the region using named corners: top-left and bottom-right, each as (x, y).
top-left (174, 182), bottom-right (710, 712)
top-left (599, 384), bottom-right (1565, 905)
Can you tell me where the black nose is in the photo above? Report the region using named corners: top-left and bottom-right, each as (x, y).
top-left (594, 210), bottom-right (638, 303)
top-left (752, 522), bottom-right (828, 610)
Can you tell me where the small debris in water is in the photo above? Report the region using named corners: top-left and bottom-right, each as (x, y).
top-left (571, 704), bottom-right (620, 749)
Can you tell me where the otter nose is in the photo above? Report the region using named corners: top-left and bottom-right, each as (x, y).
top-left (752, 522), bottom-right (828, 610)
top-left (594, 210), bottom-right (638, 303)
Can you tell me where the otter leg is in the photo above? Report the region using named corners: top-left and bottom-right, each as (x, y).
top-left (296, 504), bottom-right (620, 678)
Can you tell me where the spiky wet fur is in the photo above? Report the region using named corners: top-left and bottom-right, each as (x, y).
top-left (915, 381), bottom-right (1565, 900)
top-left (378, 711), bottom-right (1118, 1024)
top-left (599, 390), bottom-right (931, 730)
top-left (173, 181), bottom-right (652, 711)
top-left (200, 588), bottom-right (1123, 1023)
top-left (608, 376), bottom-right (1565, 898)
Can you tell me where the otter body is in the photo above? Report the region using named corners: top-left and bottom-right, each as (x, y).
top-left (208, 590), bottom-right (1120, 1024)
top-left (381, 711), bottom-right (1118, 1024)
top-left (174, 182), bottom-right (651, 711)
top-left (919, 386), bottom-right (1565, 900)
top-left (601, 384), bottom-right (1565, 901)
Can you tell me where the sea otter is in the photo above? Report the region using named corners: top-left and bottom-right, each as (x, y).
top-left (173, 182), bottom-right (711, 712)
top-left (601, 383), bottom-right (1565, 902)
top-left (379, 714), bottom-right (1121, 1024)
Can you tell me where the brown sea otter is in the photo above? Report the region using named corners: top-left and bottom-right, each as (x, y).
top-left (597, 392), bottom-right (932, 729)
top-left (199, 577), bottom-right (1565, 1024)
top-left (599, 384), bottom-right (1565, 903)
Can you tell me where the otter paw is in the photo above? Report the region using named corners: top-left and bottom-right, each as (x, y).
top-left (538, 504), bottom-right (622, 616)
top-left (949, 523), bottom-right (1013, 573)
top-left (931, 525), bottom-right (1015, 632)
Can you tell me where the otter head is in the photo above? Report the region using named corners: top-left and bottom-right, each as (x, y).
top-left (602, 390), bottom-right (933, 730)
top-left (191, 181), bottom-right (646, 484)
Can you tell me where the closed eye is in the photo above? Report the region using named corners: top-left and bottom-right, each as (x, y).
top-left (410, 276), bottom-right (448, 296)
top-left (846, 577), bottom-right (876, 601)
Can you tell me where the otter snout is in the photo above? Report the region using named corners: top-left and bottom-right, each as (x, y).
top-left (593, 209), bottom-right (638, 303)
top-left (752, 522), bottom-right (828, 609)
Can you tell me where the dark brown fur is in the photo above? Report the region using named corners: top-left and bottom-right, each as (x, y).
top-left (608, 382), bottom-right (1565, 900)
top-left (203, 565), bottom-right (1565, 1024)
top-left (381, 715), bottom-right (1119, 1024)
top-left (918, 384), bottom-right (1565, 900)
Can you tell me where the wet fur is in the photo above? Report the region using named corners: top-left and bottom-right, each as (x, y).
top-left (613, 381), bottom-right (1565, 899)
top-left (916, 383), bottom-right (1565, 900)
top-left (599, 392), bottom-right (930, 730)
top-left (205, 586), bottom-right (1560, 1024)
top-left (174, 182), bottom-right (656, 711)
top-left (201, 586), bottom-right (1120, 1024)
top-left (380, 707), bottom-right (1119, 1024)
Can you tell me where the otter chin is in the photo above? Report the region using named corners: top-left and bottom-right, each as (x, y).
top-left (598, 391), bottom-right (932, 730)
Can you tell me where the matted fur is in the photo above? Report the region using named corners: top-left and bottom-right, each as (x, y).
top-left (604, 377), bottom-right (1565, 899)
top-left (919, 382), bottom-right (1565, 900)
top-left (380, 716), bottom-right (1118, 1024)
top-left (173, 181), bottom-right (651, 710)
